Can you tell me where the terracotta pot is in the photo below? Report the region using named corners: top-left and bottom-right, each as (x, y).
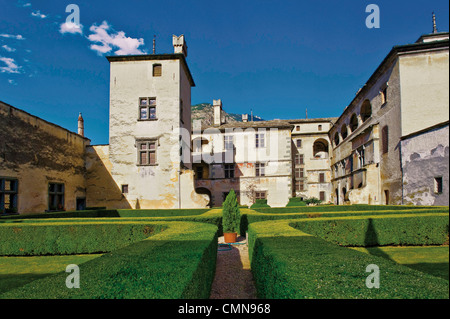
top-left (224, 232), bottom-right (237, 243)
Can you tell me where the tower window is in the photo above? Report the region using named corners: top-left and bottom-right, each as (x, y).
top-left (139, 97), bottom-right (157, 120)
top-left (153, 64), bottom-right (162, 77)
top-left (138, 140), bottom-right (157, 165)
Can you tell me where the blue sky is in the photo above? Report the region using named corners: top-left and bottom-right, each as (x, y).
top-left (0, 0), bottom-right (448, 145)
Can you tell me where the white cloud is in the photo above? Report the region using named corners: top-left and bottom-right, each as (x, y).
top-left (0, 34), bottom-right (25, 40)
top-left (31, 10), bottom-right (47, 19)
top-left (22, 2), bottom-right (31, 7)
top-left (8, 79), bottom-right (18, 85)
top-left (2, 45), bottom-right (16, 52)
top-left (0, 57), bottom-right (21, 74)
top-left (87, 21), bottom-right (147, 56)
top-left (59, 22), bottom-right (83, 35)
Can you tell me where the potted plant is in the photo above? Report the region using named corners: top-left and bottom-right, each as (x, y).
top-left (222, 189), bottom-right (241, 243)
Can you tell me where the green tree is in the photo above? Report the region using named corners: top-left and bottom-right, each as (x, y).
top-left (222, 189), bottom-right (241, 233)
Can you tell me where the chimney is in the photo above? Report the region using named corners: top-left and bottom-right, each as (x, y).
top-left (78, 112), bottom-right (84, 137)
top-left (173, 35), bottom-right (188, 57)
top-left (432, 12), bottom-right (438, 34)
top-left (213, 99), bottom-right (222, 126)
top-left (242, 114), bottom-right (248, 123)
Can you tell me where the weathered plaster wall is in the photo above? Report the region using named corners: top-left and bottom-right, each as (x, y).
top-left (0, 101), bottom-right (89, 214)
top-left (401, 124), bottom-right (449, 206)
top-left (106, 58), bottom-right (205, 209)
top-left (291, 126), bottom-right (332, 203)
top-left (399, 49), bottom-right (449, 137)
top-left (192, 127), bottom-right (292, 207)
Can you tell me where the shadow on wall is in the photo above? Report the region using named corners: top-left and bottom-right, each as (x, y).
top-left (85, 146), bottom-right (132, 209)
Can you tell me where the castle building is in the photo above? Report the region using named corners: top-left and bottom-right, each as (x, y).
top-left (0, 31), bottom-right (448, 215)
top-left (329, 32), bottom-right (449, 206)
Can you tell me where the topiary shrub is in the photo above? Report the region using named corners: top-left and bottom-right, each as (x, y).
top-left (304, 197), bottom-right (322, 205)
top-left (250, 199), bottom-right (270, 208)
top-left (222, 189), bottom-right (241, 234)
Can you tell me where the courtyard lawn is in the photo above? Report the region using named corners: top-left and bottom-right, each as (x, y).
top-left (0, 254), bottom-right (102, 294)
top-left (351, 245), bottom-right (449, 280)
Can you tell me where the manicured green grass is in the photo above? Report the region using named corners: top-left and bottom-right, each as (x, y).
top-left (0, 254), bottom-right (102, 294)
top-left (351, 246), bottom-right (449, 280)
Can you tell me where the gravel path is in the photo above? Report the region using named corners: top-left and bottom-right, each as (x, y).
top-left (209, 235), bottom-right (258, 299)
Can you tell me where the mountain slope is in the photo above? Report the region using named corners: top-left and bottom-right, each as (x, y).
top-left (191, 103), bottom-right (263, 126)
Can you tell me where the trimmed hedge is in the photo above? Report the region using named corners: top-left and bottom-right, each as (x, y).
top-left (239, 207), bottom-right (449, 235)
top-left (250, 199), bottom-right (270, 208)
top-left (291, 214), bottom-right (449, 246)
top-left (0, 208), bottom-right (210, 220)
top-left (248, 218), bottom-right (449, 299)
top-left (252, 204), bottom-right (446, 214)
top-left (286, 197), bottom-right (307, 207)
top-left (0, 221), bottom-right (166, 256)
top-left (0, 221), bottom-right (218, 299)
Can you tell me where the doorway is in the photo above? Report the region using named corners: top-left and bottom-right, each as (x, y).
top-left (76, 198), bottom-right (86, 211)
top-left (384, 190), bottom-right (389, 205)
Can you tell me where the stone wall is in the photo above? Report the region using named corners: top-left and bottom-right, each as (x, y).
top-left (0, 101), bottom-right (89, 214)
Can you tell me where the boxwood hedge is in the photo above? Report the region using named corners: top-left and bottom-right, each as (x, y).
top-left (291, 213), bottom-right (449, 246)
top-left (248, 217), bottom-right (449, 299)
top-left (0, 221), bottom-right (218, 299)
top-left (239, 207), bottom-right (448, 235)
top-left (0, 221), bottom-right (167, 256)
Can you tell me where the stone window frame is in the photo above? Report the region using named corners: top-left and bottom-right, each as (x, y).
top-left (295, 180), bottom-right (305, 192)
top-left (255, 133), bottom-right (265, 148)
top-left (319, 172), bottom-right (325, 183)
top-left (224, 164), bottom-right (235, 179)
top-left (255, 191), bottom-right (267, 200)
top-left (319, 191), bottom-right (326, 201)
top-left (295, 167), bottom-right (304, 179)
top-left (224, 135), bottom-right (234, 151)
top-left (0, 177), bottom-right (18, 215)
top-left (138, 97), bottom-right (157, 121)
top-left (153, 63), bottom-right (162, 77)
top-left (136, 139), bottom-right (158, 166)
top-left (255, 162), bottom-right (266, 177)
top-left (48, 182), bottom-right (65, 211)
top-left (294, 153), bottom-right (304, 165)
top-left (296, 139), bottom-right (302, 148)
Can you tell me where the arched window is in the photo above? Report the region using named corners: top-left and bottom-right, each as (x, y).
top-left (341, 124), bottom-right (348, 140)
top-left (361, 100), bottom-right (372, 122)
top-left (334, 132), bottom-right (340, 146)
top-left (350, 114), bottom-right (358, 132)
top-left (313, 139), bottom-right (329, 159)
